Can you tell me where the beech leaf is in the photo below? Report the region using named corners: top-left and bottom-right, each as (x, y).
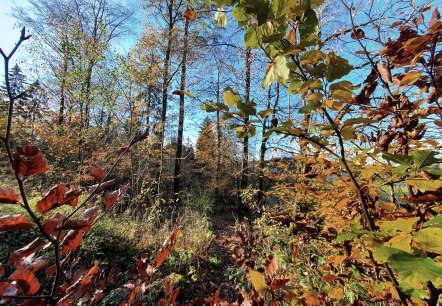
top-left (0, 215), bottom-right (33, 231)
top-left (13, 146), bottom-right (48, 177)
top-left (7, 238), bottom-right (46, 266)
top-left (249, 270), bottom-right (267, 296)
top-left (0, 187), bottom-right (20, 204)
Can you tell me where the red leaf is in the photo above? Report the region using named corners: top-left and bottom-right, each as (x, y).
top-left (42, 212), bottom-right (65, 235)
top-left (104, 190), bottom-right (119, 209)
top-left (7, 238), bottom-right (46, 266)
top-left (13, 146), bottom-right (48, 177)
top-left (292, 244), bottom-right (299, 262)
top-left (163, 278), bottom-right (172, 294)
top-left (0, 282), bottom-right (18, 296)
top-left (82, 206), bottom-right (100, 224)
top-left (157, 299), bottom-right (168, 306)
top-left (36, 185), bottom-right (81, 214)
top-left (56, 219), bottom-right (89, 231)
top-left (0, 263), bottom-right (4, 276)
top-left (91, 164), bottom-right (106, 181)
top-left (36, 184), bottom-right (66, 214)
top-left (0, 187), bottom-right (20, 204)
top-left (169, 287), bottom-right (180, 303)
top-left (9, 266), bottom-right (40, 295)
top-left (61, 230), bottom-right (83, 253)
top-left (87, 179), bottom-right (115, 194)
top-left (152, 247), bottom-right (170, 268)
top-left (0, 215), bottom-right (33, 231)
top-left (46, 264), bottom-right (57, 276)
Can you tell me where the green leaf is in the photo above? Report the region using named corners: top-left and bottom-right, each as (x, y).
top-left (262, 56), bottom-right (290, 88)
top-left (299, 9), bottom-right (318, 39)
top-left (214, 8), bottom-right (227, 27)
top-left (271, 0), bottom-right (289, 18)
top-left (300, 50), bottom-right (326, 65)
top-left (405, 178), bottom-right (442, 191)
top-left (232, 6), bottom-right (248, 22)
top-left (288, 79), bottom-right (302, 94)
top-left (237, 102), bottom-right (256, 116)
top-left (258, 109), bottom-right (273, 118)
top-left (248, 126), bottom-right (257, 137)
top-left (424, 215), bottom-right (442, 228)
top-left (244, 26), bottom-right (262, 48)
top-left (299, 79), bottom-right (323, 94)
top-left (202, 103), bottom-right (217, 112)
top-left (224, 89), bottom-right (242, 107)
top-left (372, 247), bottom-right (442, 288)
top-left (413, 228), bottom-right (442, 254)
top-left (299, 101), bottom-right (321, 113)
top-left (411, 150), bottom-right (442, 169)
top-left (392, 164), bottom-right (410, 175)
top-left (324, 52), bottom-right (353, 82)
top-left (378, 217), bottom-right (419, 235)
top-left (330, 81), bottom-right (359, 102)
top-left (341, 126), bottom-right (357, 140)
top-left (382, 152), bottom-right (412, 166)
top-left (249, 270), bottom-right (267, 296)
top-left (335, 232), bottom-right (359, 242)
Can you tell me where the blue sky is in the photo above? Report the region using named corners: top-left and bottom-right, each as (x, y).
top-left (0, 0), bottom-right (29, 53)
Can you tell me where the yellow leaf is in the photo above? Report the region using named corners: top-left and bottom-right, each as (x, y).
top-left (287, 29), bottom-right (296, 43)
top-left (325, 255), bottom-right (346, 265)
top-left (341, 126), bottom-right (357, 140)
top-left (361, 166), bottom-right (377, 179)
top-left (329, 287), bottom-right (345, 300)
top-left (400, 71), bottom-right (422, 86)
top-left (321, 99), bottom-right (342, 110)
top-left (385, 232), bottom-right (413, 253)
top-left (249, 270), bottom-right (267, 296)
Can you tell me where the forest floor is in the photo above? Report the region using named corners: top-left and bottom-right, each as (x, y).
top-left (184, 204), bottom-right (240, 302)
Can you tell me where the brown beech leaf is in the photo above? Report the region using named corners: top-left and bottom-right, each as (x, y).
top-left (61, 230), bottom-right (83, 253)
top-left (152, 247), bottom-right (169, 268)
top-left (429, 8), bottom-right (440, 27)
top-left (9, 266), bottom-right (40, 295)
top-left (184, 9), bottom-right (197, 21)
top-left (351, 28), bottom-right (365, 39)
top-left (0, 187), bottom-right (20, 204)
top-left (36, 185), bottom-right (81, 214)
top-left (27, 256), bottom-right (51, 273)
top-left (42, 212), bottom-right (65, 235)
top-left (378, 64), bottom-right (392, 83)
top-left (264, 254), bottom-right (278, 277)
top-left (169, 288), bottom-right (180, 303)
top-left (0, 282), bottom-right (18, 296)
top-left (0, 215), bottom-right (33, 231)
top-left (104, 190), bottom-right (119, 209)
top-left (82, 206), bottom-right (100, 224)
top-left (163, 278), bottom-right (172, 295)
top-left (13, 146), bottom-right (48, 177)
top-left (36, 184), bottom-right (66, 214)
top-left (404, 189), bottom-right (442, 204)
top-left (56, 219), bottom-right (89, 231)
top-left (87, 179), bottom-right (115, 194)
top-left (292, 244), bottom-right (299, 262)
top-left (91, 164), bottom-right (106, 181)
top-left (7, 238), bottom-right (46, 266)
top-left (81, 262), bottom-right (99, 286)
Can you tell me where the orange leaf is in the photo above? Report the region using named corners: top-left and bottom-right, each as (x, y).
top-left (61, 230), bottom-right (83, 253)
top-left (91, 164), bottom-right (106, 181)
top-left (36, 185), bottom-right (81, 214)
top-left (169, 287), bottom-right (180, 303)
top-left (7, 238), bottom-right (46, 266)
top-left (183, 9), bottom-right (197, 21)
top-left (292, 244), bottom-right (299, 262)
top-left (82, 206), bottom-right (100, 229)
top-left (152, 247), bottom-right (169, 268)
top-left (81, 262), bottom-right (99, 286)
top-left (56, 219), bottom-right (89, 231)
top-left (325, 255), bottom-right (347, 265)
top-left (0, 214), bottom-right (33, 231)
top-left (42, 212), bottom-right (65, 235)
top-left (9, 267), bottom-right (40, 295)
top-left (163, 278), bottom-right (172, 294)
top-left (13, 146), bottom-right (48, 177)
top-left (329, 287), bottom-right (345, 300)
top-left (264, 254), bottom-right (278, 277)
top-left (0, 187), bottom-right (20, 204)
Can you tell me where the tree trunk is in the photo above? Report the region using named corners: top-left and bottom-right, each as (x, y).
top-left (58, 56), bottom-right (68, 126)
top-left (215, 67), bottom-right (222, 203)
top-left (239, 48), bottom-right (251, 214)
top-left (157, 0), bottom-right (174, 200)
top-left (173, 16), bottom-right (189, 205)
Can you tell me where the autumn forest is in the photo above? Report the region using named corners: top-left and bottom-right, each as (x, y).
top-left (0, 0), bottom-right (441, 305)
